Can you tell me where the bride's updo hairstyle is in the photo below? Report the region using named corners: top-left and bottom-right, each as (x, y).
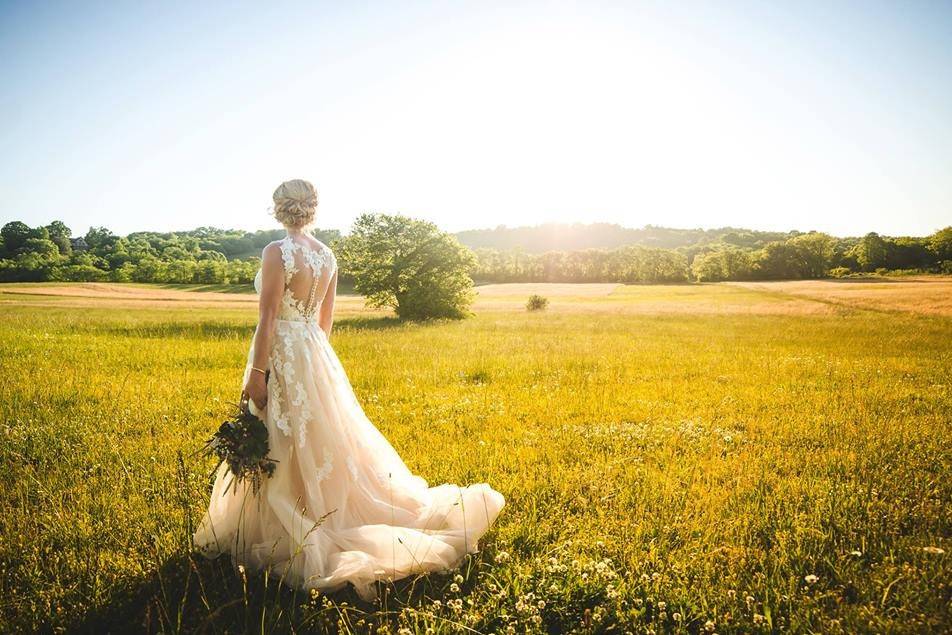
top-left (272, 179), bottom-right (318, 228)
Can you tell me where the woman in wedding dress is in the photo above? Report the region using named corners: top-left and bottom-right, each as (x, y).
top-left (194, 179), bottom-right (505, 600)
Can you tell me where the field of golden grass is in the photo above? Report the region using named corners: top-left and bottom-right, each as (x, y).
top-left (0, 278), bottom-right (949, 633)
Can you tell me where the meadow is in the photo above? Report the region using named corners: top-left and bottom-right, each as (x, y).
top-left (0, 278), bottom-right (949, 634)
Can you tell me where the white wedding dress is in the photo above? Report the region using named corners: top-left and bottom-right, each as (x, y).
top-left (194, 236), bottom-right (505, 600)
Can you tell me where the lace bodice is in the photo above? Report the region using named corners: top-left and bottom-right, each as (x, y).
top-left (253, 236), bottom-right (337, 322)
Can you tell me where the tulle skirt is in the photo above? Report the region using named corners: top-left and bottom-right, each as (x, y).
top-left (193, 319), bottom-right (505, 600)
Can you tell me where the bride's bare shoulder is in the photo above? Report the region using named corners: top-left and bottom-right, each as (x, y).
top-left (260, 241), bottom-right (285, 264)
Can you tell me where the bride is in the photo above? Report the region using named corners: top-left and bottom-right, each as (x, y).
top-left (194, 179), bottom-right (505, 600)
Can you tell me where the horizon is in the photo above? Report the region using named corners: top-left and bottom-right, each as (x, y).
top-left (2, 2), bottom-right (951, 237)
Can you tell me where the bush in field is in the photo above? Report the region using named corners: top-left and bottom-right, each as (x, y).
top-left (526, 294), bottom-right (549, 311)
top-left (337, 213), bottom-right (476, 320)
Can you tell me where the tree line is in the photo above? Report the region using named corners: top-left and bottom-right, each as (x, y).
top-left (0, 222), bottom-right (340, 284)
top-left (472, 228), bottom-right (952, 283)
top-left (1, 218), bottom-right (949, 286)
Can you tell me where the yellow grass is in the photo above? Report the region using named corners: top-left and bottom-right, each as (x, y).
top-left (0, 278), bottom-right (949, 633)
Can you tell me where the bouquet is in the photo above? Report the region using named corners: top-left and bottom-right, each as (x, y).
top-left (203, 390), bottom-right (277, 495)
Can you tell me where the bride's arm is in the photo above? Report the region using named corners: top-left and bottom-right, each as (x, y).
top-left (318, 269), bottom-right (338, 337)
top-left (244, 243), bottom-right (283, 409)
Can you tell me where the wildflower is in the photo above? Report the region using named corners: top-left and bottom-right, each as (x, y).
top-left (651, 572), bottom-right (660, 581)
top-left (804, 574), bottom-right (819, 584)
top-left (753, 614), bottom-right (765, 626)
top-left (673, 612), bottom-right (682, 622)
top-left (449, 583), bottom-right (460, 593)
top-left (727, 589), bottom-right (736, 600)
top-left (923, 546), bottom-right (945, 555)
top-left (309, 588), bottom-right (320, 599)
top-left (705, 620), bottom-right (716, 632)
top-left (537, 600), bottom-right (546, 609)
top-left (496, 551), bottom-right (511, 563)
top-left (634, 598), bottom-right (644, 608)
top-left (640, 573), bottom-right (650, 583)
top-left (454, 573), bottom-right (464, 584)
top-left (397, 629), bottom-right (412, 635)
top-left (659, 612), bottom-right (667, 621)
top-left (657, 601), bottom-right (666, 611)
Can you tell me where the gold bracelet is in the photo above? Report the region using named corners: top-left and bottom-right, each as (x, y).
top-left (251, 366), bottom-right (267, 376)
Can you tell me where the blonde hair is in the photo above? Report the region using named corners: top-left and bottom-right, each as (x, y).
top-left (272, 179), bottom-right (318, 228)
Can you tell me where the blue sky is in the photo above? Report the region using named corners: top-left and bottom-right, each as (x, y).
top-left (1, 0), bottom-right (950, 237)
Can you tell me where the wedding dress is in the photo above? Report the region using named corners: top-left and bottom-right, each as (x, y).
top-left (193, 236), bottom-right (505, 600)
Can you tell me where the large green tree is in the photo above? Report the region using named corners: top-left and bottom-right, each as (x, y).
top-left (337, 213), bottom-right (476, 320)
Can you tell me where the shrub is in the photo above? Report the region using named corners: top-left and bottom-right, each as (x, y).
top-left (526, 294), bottom-right (549, 311)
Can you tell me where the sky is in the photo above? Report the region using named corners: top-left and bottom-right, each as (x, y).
top-left (1, 0), bottom-right (950, 238)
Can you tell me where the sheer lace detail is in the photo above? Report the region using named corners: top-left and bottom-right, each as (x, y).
top-left (253, 236), bottom-right (337, 323)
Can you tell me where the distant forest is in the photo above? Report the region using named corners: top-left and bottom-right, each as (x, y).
top-left (0, 219), bottom-right (949, 285)
top-left (460, 223), bottom-right (952, 283)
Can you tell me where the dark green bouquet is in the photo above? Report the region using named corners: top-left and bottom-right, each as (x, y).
top-left (203, 392), bottom-right (278, 495)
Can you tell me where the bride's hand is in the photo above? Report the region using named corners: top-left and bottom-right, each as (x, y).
top-left (244, 373), bottom-right (268, 410)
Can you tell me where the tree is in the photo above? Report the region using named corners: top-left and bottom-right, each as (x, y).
top-left (45, 220), bottom-right (73, 255)
top-left (338, 213), bottom-right (476, 320)
top-left (84, 226), bottom-right (119, 255)
top-left (928, 226), bottom-right (952, 262)
top-left (788, 232), bottom-right (835, 278)
top-left (691, 247), bottom-right (754, 281)
top-left (754, 242), bottom-right (803, 279)
top-left (849, 233), bottom-right (889, 272)
top-left (1, 221), bottom-right (32, 254)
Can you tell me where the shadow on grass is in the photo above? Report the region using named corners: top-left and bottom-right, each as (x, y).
top-left (104, 314), bottom-right (443, 340)
top-left (66, 551), bottom-right (356, 634)
top-left (334, 315), bottom-right (406, 332)
top-left (66, 549), bottom-right (478, 634)
top-left (152, 283), bottom-right (255, 295)
top-left (106, 321), bottom-right (254, 340)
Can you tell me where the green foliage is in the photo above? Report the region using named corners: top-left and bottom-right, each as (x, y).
top-left (474, 245), bottom-right (688, 283)
top-left (526, 294), bottom-right (549, 311)
top-left (929, 226), bottom-right (952, 261)
top-left (0, 222), bottom-right (338, 285)
top-left (1, 220), bottom-right (949, 288)
top-left (691, 247), bottom-right (754, 282)
top-left (1, 221), bottom-right (33, 253)
top-left (850, 232), bottom-right (890, 272)
top-left (338, 213), bottom-right (476, 320)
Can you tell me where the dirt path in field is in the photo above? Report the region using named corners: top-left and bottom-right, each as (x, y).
top-left (730, 277), bottom-right (952, 316)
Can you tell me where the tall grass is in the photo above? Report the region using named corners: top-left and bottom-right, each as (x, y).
top-left (0, 287), bottom-right (949, 633)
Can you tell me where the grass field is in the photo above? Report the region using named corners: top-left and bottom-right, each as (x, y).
top-left (1, 279), bottom-right (950, 633)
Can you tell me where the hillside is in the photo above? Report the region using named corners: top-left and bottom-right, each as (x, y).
top-left (454, 222), bottom-right (801, 253)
